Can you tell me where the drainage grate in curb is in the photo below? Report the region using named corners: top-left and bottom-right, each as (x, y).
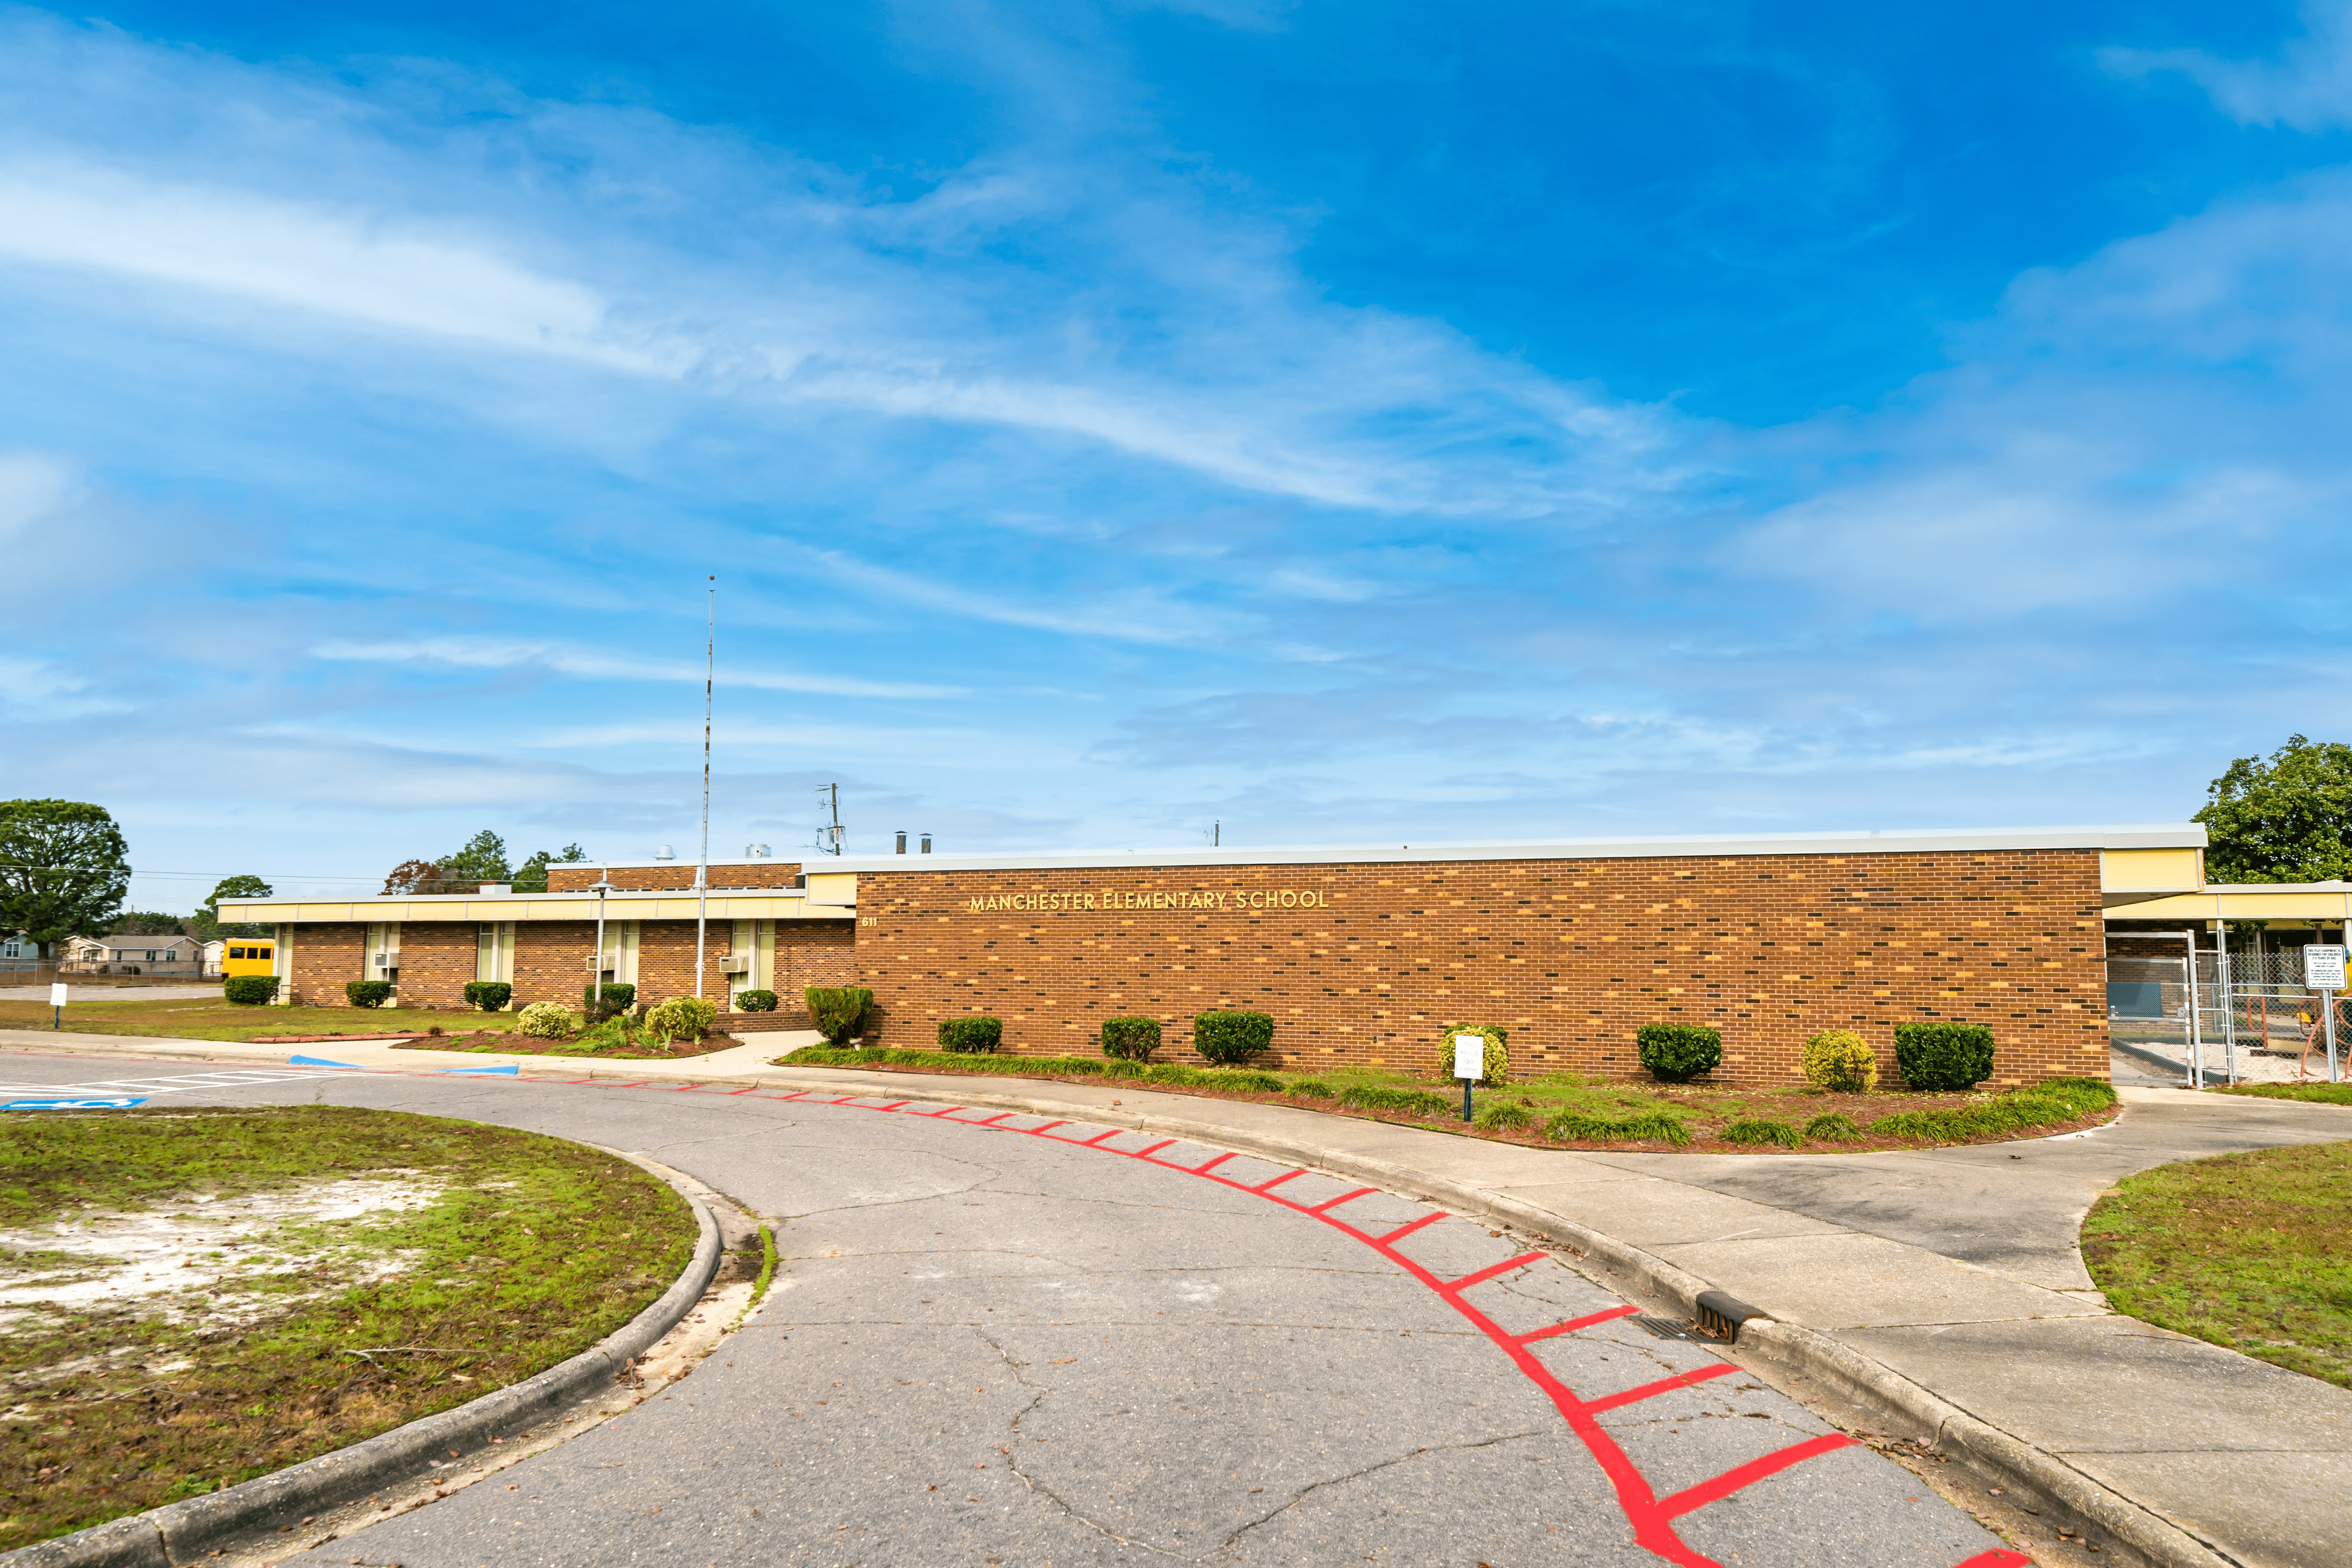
top-left (1630, 1315), bottom-right (1707, 1340)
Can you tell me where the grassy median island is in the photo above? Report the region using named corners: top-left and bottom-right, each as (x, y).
top-left (0, 995), bottom-right (524, 1044)
top-left (0, 1106), bottom-right (695, 1552)
top-left (2083, 1143), bottom-right (2352, 1388)
top-left (773, 1046), bottom-right (2118, 1152)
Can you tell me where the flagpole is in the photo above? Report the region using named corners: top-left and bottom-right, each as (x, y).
top-left (695, 577), bottom-right (713, 1001)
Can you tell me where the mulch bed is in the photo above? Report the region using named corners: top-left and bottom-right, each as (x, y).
top-left (777, 1060), bottom-right (2120, 1154)
top-left (391, 1031), bottom-right (744, 1059)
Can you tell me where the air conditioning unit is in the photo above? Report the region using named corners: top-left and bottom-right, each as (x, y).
top-left (374, 951), bottom-right (399, 969)
top-left (584, 954), bottom-right (617, 971)
top-left (720, 954), bottom-right (751, 974)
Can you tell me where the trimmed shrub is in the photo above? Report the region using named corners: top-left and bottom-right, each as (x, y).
top-left (1141, 1063), bottom-right (1207, 1088)
top-left (1340, 1084), bottom-right (1456, 1118)
top-left (1287, 1078), bottom-right (1336, 1099)
top-left (644, 995), bottom-right (719, 1043)
top-left (938, 1016), bottom-right (1004, 1054)
top-left (1893, 1022), bottom-right (1996, 1091)
top-left (1437, 1024), bottom-right (1509, 1088)
top-left (1475, 1100), bottom-right (1537, 1132)
top-left (806, 986), bottom-right (873, 1045)
top-left (517, 1002), bottom-right (582, 1038)
top-left (1802, 1030), bottom-right (1878, 1093)
top-left (1722, 1117), bottom-right (1802, 1148)
top-left (1636, 1024), bottom-right (1722, 1083)
top-left (1100, 1016), bottom-right (1161, 1062)
top-left (344, 980), bottom-right (394, 1009)
top-left (1804, 1112), bottom-right (1862, 1142)
top-left (734, 989), bottom-right (778, 1013)
top-left (583, 983), bottom-right (637, 1011)
top-left (222, 975), bottom-right (277, 1005)
top-left (1193, 1010), bottom-right (1275, 1064)
top-left (1544, 1109), bottom-right (1691, 1146)
top-left (463, 981), bottom-right (513, 1012)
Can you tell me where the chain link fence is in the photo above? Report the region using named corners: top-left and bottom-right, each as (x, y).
top-left (2109, 948), bottom-right (2348, 1083)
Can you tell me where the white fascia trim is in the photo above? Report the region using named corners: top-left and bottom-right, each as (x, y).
top-left (217, 889), bottom-right (808, 913)
top-left (821, 824), bottom-right (2206, 875)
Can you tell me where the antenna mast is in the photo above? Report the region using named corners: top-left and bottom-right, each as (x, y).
top-left (817, 783), bottom-right (844, 855)
top-left (695, 577), bottom-right (713, 1002)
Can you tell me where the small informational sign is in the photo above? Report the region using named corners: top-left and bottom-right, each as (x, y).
top-left (2307, 944), bottom-right (2347, 992)
top-left (2, 1097), bottom-right (147, 1110)
top-left (1453, 1033), bottom-right (1486, 1080)
top-left (48, 982), bottom-right (66, 1007)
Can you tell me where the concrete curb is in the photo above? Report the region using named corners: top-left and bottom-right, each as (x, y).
top-left (4, 1161), bottom-right (723, 1568)
top-left (762, 1069), bottom-right (2238, 1568)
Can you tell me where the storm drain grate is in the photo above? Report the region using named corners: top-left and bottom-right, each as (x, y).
top-left (1630, 1315), bottom-right (1706, 1340)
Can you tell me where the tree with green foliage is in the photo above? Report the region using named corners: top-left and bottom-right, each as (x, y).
top-left (0, 799), bottom-right (130, 958)
top-left (113, 911), bottom-right (189, 936)
top-left (439, 829), bottom-right (512, 887)
top-left (195, 875), bottom-right (274, 940)
top-left (382, 830), bottom-right (520, 896)
top-left (2195, 735), bottom-right (2352, 883)
top-left (515, 843), bottom-right (589, 893)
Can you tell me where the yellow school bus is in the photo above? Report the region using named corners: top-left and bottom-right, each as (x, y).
top-left (221, 939), bottom-right (276, 978)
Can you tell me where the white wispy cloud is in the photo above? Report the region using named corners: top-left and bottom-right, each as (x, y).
top-left (311, 638), bottom-right (961, 699)
top-left (2103, 3), bottom-right (2352, 131)
top-left (0, 447), bottom-right (80, 540)
top-left (0, 15), bottom-right (1697, 523)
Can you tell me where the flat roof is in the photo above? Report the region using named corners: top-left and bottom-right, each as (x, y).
top-left (817, 823), bottom-right (2206, 875)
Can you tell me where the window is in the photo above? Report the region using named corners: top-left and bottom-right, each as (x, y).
top-left (476, 922), bottom-right (515, 983)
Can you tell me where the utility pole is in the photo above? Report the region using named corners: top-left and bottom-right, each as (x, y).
top-left (695, 577), bottom-right (713, 1002)
top-left (817, 784), bottom-right (844, 855)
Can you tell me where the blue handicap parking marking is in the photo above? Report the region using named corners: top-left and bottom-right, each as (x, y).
top-left (437, 1065), bottom-right (519, 1076)
top-left (2, 1096), bottom-right (149, 1109)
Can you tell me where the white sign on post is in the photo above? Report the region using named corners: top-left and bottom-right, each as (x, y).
top-left (1453, 1033), bottom-right (1485, 1080)
top-left (48, 983), bottom-right (66, 1008)
top-left (2307, 945), bottom-right (2347, 992)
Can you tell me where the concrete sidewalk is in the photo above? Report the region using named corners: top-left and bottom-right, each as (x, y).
top-left (7, 1029), bottom-right (2348, 1568)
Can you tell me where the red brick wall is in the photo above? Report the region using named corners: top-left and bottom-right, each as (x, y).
top-left (547, 862), bottom-right (803, 891)
top-left (850, 849), bottom-right (2109, 1087)
top-left (287, 923), bottom-right (363, 1007)
top-left (310, 915), bottom-right (852, 1017)
top-left (391, 922), bottom-right (482, 1010)
top-left (772, 923), bottom-right (859, 1029)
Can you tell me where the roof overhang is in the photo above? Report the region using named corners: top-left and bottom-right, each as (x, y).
top-left (820, 824), bottom-right (2205, 875)
top-left (218, 890), bottom-right (849, 924)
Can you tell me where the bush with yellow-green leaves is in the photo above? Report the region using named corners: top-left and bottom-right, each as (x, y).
top-left (1802, 1029), bottom-right (1877, 1092)
top-left (517, 1002), bottom-right (583, 1039)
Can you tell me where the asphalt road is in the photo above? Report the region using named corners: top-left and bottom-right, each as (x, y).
top-left (7, 1051), bottom-right (2019, 1567)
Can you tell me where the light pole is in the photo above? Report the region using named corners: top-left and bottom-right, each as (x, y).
top-left (590, 879), bottom-right (615, 1012)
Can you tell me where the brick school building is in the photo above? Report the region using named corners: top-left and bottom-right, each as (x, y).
top-left (219, 824), bottom-right (2208, 1088)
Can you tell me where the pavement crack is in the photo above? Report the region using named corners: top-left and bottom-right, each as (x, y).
top-left (1221, 1430), bottom-right (1547, 1555)
top-left (972, 1326), bottom-right (1212, 1564)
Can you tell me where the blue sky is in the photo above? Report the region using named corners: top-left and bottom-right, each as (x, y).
top-left (5, 0), bottom-right (2351, 906)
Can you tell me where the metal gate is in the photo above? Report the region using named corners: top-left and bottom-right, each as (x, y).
top-left (2109, 947), bottom-right (2347, 1083)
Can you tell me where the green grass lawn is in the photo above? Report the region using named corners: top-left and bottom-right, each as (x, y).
top-left (2083, 1143), bottom-right (2352, 1388)
top-left (0, 996), bottom-right (522, 1043)
top-left (2209, 1082), bottom-right (2352, 1106)
top-left (0, 1106), bottom-right (696, 1550)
